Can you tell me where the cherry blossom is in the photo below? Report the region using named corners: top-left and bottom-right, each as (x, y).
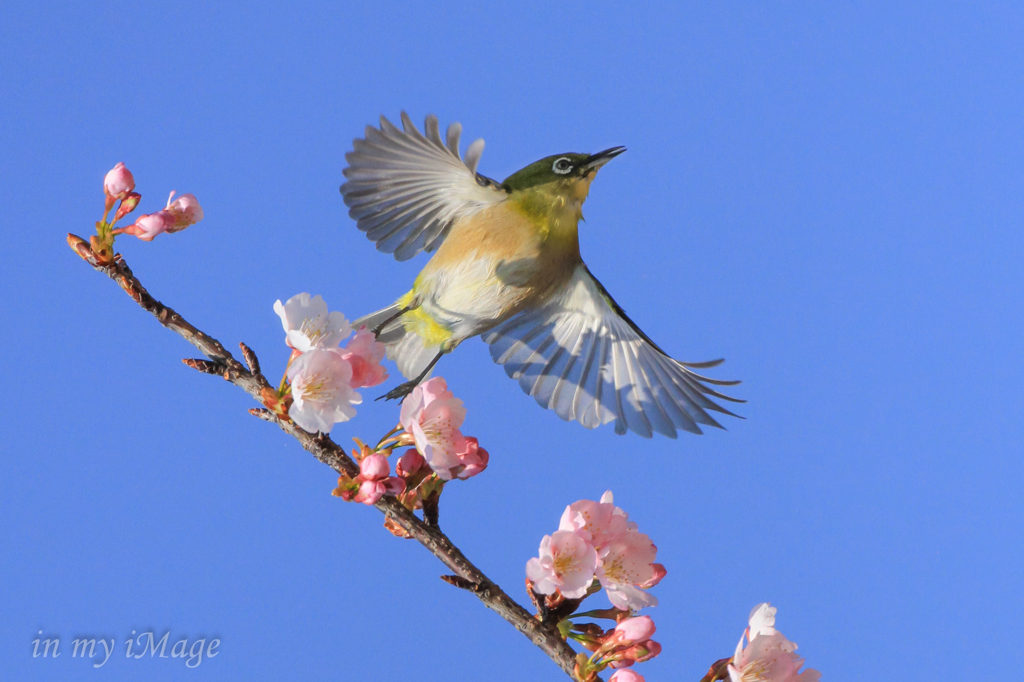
top-left (747, 603), bottom-right (779, 640)
top-left (609, 671), bottom-right (645, 682)
top-left (103, 162), bottom-right (135, 201)
top-left (728, 604), bottom-right (821, 682)
top-left (286, 347), bottom-right (361, 432)
top-left (597, 529), bottom-right (662, 610)
top-left (274, 293), bottom-right (352, 352)
top-left (528, 492), bottom-right (665, 609)
top-left (164, 192), bottom-right (204, 232)
top-left (526, 530), bottom-right (598, 599)
top-left (399, 377), bottom-right (467, 478)
top-left (342, 328), bottom-right (388, 388)
top-left (122, 192), bottom-right (203, 241)
top-left (559, 489), bottom-right (635, 549)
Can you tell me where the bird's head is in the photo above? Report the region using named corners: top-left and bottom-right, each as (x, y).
top-left (501, 147), bottom-right (626, 202)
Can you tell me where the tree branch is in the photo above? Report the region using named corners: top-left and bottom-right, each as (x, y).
top-left (67, 234), bottom-right (586, 680)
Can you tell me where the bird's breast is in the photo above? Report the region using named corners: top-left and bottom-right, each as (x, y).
top-left (414, 201), bottom-right (581, 339)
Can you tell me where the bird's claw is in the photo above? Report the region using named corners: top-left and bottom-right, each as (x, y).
top-left (376, 380), bottom-right (417, 402)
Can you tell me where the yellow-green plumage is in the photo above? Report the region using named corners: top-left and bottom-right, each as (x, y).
top-left (401, 183), bottom-right (589, 347)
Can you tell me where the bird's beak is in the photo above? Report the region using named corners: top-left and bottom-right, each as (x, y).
top-left (583, 146), bottom-right (627, 170)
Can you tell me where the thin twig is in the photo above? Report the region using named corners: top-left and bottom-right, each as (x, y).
top-left (68, 233), bottom-right (586, 681)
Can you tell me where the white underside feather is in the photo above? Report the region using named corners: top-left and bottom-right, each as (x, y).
top-left (482, 265), bottom-right (743, 438)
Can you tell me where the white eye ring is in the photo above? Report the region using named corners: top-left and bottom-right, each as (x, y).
top-left (552, 157), bottom-right (573, 175)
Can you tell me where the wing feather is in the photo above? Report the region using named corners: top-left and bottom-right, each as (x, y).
top-left (341, 113), bottom-right (506, 261)
top-left (484, 265), bottom-right (743, 438)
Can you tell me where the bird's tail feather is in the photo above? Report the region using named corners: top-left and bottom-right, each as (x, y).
top-left (352, 305), bottom-right (439, 381)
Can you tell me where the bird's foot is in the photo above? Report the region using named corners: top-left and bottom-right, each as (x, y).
top-left (376, 380), bottom-right (418, 402)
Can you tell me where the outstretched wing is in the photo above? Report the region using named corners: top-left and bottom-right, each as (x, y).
top-left (482, 265), bottom-right (744, 438)
top-left (340, 112), bottom-right (507, 261)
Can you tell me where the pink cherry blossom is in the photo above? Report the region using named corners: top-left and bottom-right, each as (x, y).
top-left (597, 530), bottom-right (661, 610)
top-left (286, 348), bottom-right (361, 432)
top-left (609, 671), bottom-right (645, 682)
top-left (164, 191), bottom-right (204, 232)
top-left (342, 328), bottom-right (388, 388)
top-left (559, 489), bottom-right (634, 549)
top-left (103, 162), bottom-right (135, 200)
top-left (274, 293), bottom-right (352, 352)
top-left (728, 604), bottom-right (820, 682)
top-left (399, 377), bottom-right (467, 478)
top-left (525, 530), bottom-right (598, 599)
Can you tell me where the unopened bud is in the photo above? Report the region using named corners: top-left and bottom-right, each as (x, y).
top-left (113, 192), bottom-right (141, 222)
top-left (612, 616), bottom-right (656, 645)
top-left (103, 162), bottom-right (135, 200)
top-left (625, 640), bottom-right (661, 663)
top-left (125, 211), bottom-right (174, 241)
top-left (360, 454), bottom-right (390, 481)
top-left (396, 450), bottom-right (426, 478)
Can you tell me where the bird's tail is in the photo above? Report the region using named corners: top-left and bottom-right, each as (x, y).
top-left (352, 304), bottom-right (441, 381)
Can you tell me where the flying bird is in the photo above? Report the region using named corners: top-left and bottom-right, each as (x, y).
top-left (340, 113), bottom-right (742, 438)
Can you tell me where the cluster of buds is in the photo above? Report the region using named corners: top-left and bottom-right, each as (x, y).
top-left (334, 452), bottom-right (406, 505)
top-left (90, 162), bottom-right (204, 262)
top-left (571, 615), bottom-right (662, 681)
top-left (526, 491), bottom-right (665, 611)
top-left (271, 293), bottom-right (388, 432)
top-left (334, 377), bottom-right (490, 522)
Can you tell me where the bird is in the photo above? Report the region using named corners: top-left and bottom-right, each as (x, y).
top-left (340, 112), bottom-right (743, 438)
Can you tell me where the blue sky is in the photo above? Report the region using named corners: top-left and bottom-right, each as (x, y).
top-left (2, 1), bottom-right (1022, 679)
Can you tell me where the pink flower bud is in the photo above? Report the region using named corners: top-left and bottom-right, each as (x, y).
top-left (342, 328), bottom-right (388, 389)
top-left (625, 640), bottom-right (661, 663)
top-left (454, 436), bottom-right (489, 480)
top-left (354, 479), bottom-right (386, 505)
top-left (125, 211), bottom-right (174, 241)
top-left (113, 192), bottom-right (141, 222)
top-left (360, 454), bottom-right (390, 481)
top-left (382, 477), bottom-right (406, 496)
top-left (609, 670), bottom-right (645, 682)
top-left (613, 616), bottom-right (656, 645)
top-left (103, 162), bottom-right (135, 200)
top-left (396, 450), bottom-right (426, 478)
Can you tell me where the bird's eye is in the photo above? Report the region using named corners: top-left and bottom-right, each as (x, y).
top-left (552, 157), bottom-right (573, 175)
